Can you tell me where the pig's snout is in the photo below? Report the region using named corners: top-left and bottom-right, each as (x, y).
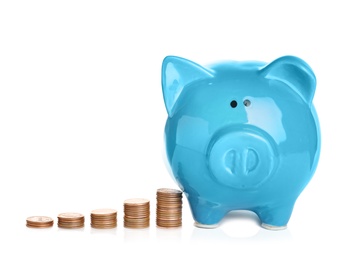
top-left (207, 126), bottom-right (278, 189)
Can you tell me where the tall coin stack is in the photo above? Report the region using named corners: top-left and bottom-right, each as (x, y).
top-left (57, 212), bottom-right (85, 229)
top-left (156, 188), bottom-right (183, 228)
top-left (123, 198), bottom-right (150, 229)
top-left (91, 208), bottom-right (117, 229)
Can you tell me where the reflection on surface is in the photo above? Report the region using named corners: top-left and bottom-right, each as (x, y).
top-left (190, 210), bottom-right (292, 242)
top-left (123, 227), bottom-right (150, 242)
top-left (156, 226), bottom-right (183, 241)
top-left (105, 210), bottom-right (294, 244)
top-left (56, 227), bottom-right (85, 233)
top-left (90, 226), bottom-right (117, 236)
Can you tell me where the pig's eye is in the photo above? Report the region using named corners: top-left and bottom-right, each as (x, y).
top-left (230, 100), bottom-right (237, 108)
top-left (243, 99), bottom-right (251, 107)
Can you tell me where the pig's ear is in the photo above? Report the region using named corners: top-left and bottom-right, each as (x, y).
top-left (260, 56), bottom-right (316, 104)
top-left (162, 56), bottom-right (213, 117)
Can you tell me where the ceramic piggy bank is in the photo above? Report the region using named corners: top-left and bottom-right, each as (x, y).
top-left (161, 55), bottom-right (320, 230)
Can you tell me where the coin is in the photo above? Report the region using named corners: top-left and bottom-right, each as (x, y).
top-left (57, 212), bottom-right (84, 229)
top-left (26, 216), bottom-right (53, 228)
top-left (123, 198), bottom-right (150, 229)
top-left (91, 208), bottom-right (117, 229)
top-left (57, 223), bottom-right (85, 229)
top-left (156, 188), bottom-right (183, 228)
top-left (124, 198), bottom-right (150, 206)
top-left (156, 188), bottom-right (183, 197)
top-left (91, 223), bottom-right (117, 229)
top-left (58, 212), bottom-right (84, 220)
top-left (91, 208), bottom-right (117, 216)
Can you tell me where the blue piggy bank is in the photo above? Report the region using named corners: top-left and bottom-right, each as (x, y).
top-left (161, 56), bottom-right (320, 230)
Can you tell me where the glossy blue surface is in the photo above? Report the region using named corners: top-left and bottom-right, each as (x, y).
top-left (161, 56), bottom-right (321, 230)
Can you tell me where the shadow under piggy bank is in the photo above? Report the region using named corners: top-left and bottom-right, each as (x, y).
top-left (190, 210), bottom-right (292, 242)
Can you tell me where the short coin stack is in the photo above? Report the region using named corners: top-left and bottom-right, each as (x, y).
top-left (156, 188), bottom-right (183, 228)
top-left (26, 216), bottom-right (54, 228)
top-left (91, 208), bottom-right (117, 229)
top-left (123, 198), bottom-right (150, 228)
top-left (57, 212), bottom-right (84, 229)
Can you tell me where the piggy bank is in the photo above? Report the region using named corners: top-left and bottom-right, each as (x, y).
top-left (161, 55), bottom-right (320, 230)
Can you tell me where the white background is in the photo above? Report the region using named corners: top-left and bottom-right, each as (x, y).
top-left (0, 0), bottom-right (336, 259)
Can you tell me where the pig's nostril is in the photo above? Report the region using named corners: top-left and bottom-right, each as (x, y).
top-left (230, 100), bottom-right (237, 108)
top-left (244, 99), bottom-right (251, 107)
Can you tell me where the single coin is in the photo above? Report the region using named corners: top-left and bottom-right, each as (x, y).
top-left (91, 208), bottom-right (117, 216)
top-left (26, 216), bottom-right (53, 224)
top-left (124, 198), bottom-right (150, 205)
top-left (157, 188), bottom-right (182, 195)
top-left (58, 212), bottom-right (84, 220)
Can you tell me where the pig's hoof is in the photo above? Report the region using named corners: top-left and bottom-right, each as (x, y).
top-left (194, 222), bottom-right (219, 229)
top-left (261, 223), bottom-right (287, 231)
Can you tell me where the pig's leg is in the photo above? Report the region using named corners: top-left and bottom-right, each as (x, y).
top-left (254, 202), bottom-right (295, 230)
top-left (187, 196), bottom-right (228, 228)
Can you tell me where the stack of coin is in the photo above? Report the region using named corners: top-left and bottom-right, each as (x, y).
top-left (123, 198), bottom-right (150, 228)
top-left (57, 212), bottom-right (84, 229)
top-left (26, 216), bottom-right (54, 228)
top-left (91, 208), bottom-right (117, 229)
top-left (156, 188), bottom-right (183, 228)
